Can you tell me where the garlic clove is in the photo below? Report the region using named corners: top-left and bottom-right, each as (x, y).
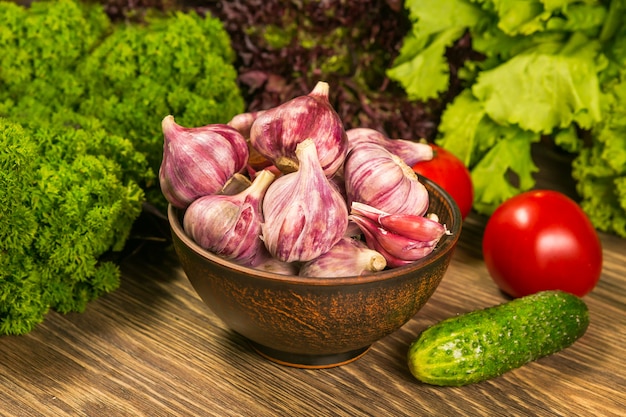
top-left (249, 81), bottom-right (348, 177)
top-left (375, 230), bottom-right (440, 261)
top-left (299, 237), bottom-right (387, 278)
top-left (261, 138), bottom-right (349, 263)
top-left (344, 142), bottom-right (429, 216)
top-left (183, 169), bottom-right (275, 266)
top-left (349, 213), bottom-right (440, 266)
top-left (346, 127), bottom-right (433, 166)
top-left (351, 201), bottom-right (449, 242)
top-left (348, 215), bottom-right (414, 268)
top-left (349, 201), bottom-right (449, 267)
top-left (159, 115), bottom-right (249, 209)
top-left (379, 213), bottom-right (450, 241)
top-left (366, 241), bottom-right (415, 268)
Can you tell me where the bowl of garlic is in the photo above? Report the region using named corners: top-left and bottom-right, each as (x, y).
top-left (164, 82), bottom-right (462, 368)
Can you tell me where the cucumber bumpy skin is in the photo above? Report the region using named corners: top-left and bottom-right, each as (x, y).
top-left (408, 290), bottom-right (589, 386)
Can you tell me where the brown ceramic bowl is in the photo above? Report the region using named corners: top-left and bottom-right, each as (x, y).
top-left (168, 176), bottom-right (462, 368)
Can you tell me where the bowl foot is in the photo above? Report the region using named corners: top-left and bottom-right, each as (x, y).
top-left (248, 341), bottom-right (371, 369)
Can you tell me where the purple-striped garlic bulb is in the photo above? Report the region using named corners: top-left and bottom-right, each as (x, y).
top-left (160, 115), bottom-right (249, 209)
top-left (261, 139), bottom-right (349, 263)
top-left (183, 169), bottom-right (275, 266)
top-left (249, 81), bottom-right (348, 177)
top-left (346, 127), bottom-right (433, 166)
top-left (299, 237), bottom-right (387, 278)
top-left (349, 202), bottom-right (449, 268)
top-left (251, 248), bottom-right (300, 276)
top-left (344, 142), bottom-right (429, 216)
top-left (227, 110), bottom-right (266, 139)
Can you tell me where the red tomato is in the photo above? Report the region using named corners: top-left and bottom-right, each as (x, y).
top-left (482, 190), bottom-right (602, 298)
top-left (412, 144), bottom-right (474, 219)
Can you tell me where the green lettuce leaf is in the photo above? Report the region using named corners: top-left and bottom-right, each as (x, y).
top-left (470, 130), bottom-right (540, 214)
top-left (436, 90), bottom-right (492, 166)
top-left (387, 28), bottom-right (466, 100)
top-left (478, 0), bottom-right (607, 36)
top-left (386, 0), bottom-right (486, 100)
top-left (574, 147), bottom-right (626, 237)
top-left (553, 125), bottom-right (583, 153)
top-left (573, 77), bottom-right (626, 237)
top-left (489, 0), bottom-right (552, 36)
top-left (472, 32), bottom-right (605, 134)
top-left (437, 90), bottom-right (540, 213)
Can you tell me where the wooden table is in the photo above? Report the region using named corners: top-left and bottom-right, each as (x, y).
top-left (2, 147), bottom-right (625, 416)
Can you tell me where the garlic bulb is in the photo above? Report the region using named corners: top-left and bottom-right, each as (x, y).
top-left (346, 127), bottom-right (433, 166)
top-left (349, 202), bottom-right (448, 268)
top-left (183, 169), bottom-right (275, 266)
top-left (251, 249), bottom-right (300, 276)
top-left (227, 110), bottom-right (266, 139)
top-left (299, 237), bottom-right (387, 278)
top-left (344, 142), bottom-right (429, 216)
top-left (249, 81), bottom-right (348, 177)
top-left (261, 139), bottom-right (349, 263)
top-left (160, 115), bottom-right (249, 209)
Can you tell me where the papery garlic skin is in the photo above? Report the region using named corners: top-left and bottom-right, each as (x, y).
top-left (220, 173), bottom-right (252, 196)
top-left (183, 169), bottom-right (275, 266)
top-left (344, 142), bottom-right (429, 216)
top-left (261, 139), bottom-right (349, 263)
top-left (249, 81), bottom-right (348, 177)
top-left (346, 127), bottom-right (433, 166)
top-left (160, 115), bottom-right (249, 209)
top-left (299, 237), bottom-right (387, 278)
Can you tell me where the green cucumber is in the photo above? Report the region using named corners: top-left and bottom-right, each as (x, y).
top-left (408, 290), bottom-right (589, 386)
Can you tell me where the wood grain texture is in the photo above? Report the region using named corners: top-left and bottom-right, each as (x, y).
top-left (2, 147), bottom-right (625, 417)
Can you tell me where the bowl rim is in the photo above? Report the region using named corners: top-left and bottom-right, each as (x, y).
top-left (168, 175), bottom-right (462, 286)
